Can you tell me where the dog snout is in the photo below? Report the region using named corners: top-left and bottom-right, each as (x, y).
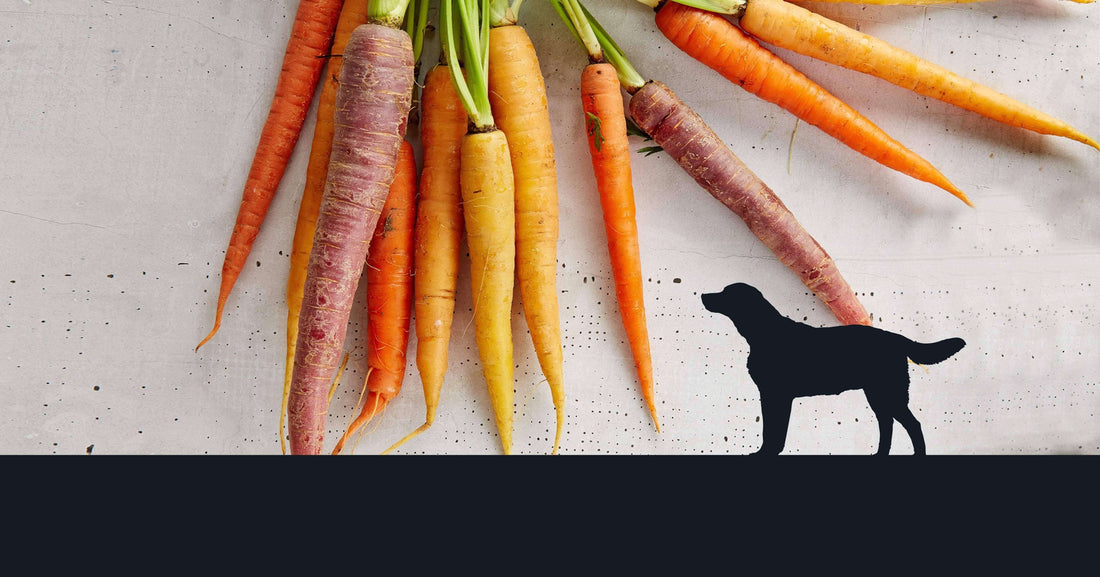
top-left (701, 292), bottom-right (718, 311)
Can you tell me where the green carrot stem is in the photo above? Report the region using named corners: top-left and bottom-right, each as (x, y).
top-left (443, 0), bottom-right (494, 127)
top-left (371, 0), bottom-right (416, 27)
top-left (488, 0), bottom-right (524, 26)
top-left (635, 0), bottom-right (744, 15)
top-left (574, 1), bottom-right (646, 91)
top-left (550, 0), bottom-right (603, 61)
top-left (405, 0), bottom-right (430, 63)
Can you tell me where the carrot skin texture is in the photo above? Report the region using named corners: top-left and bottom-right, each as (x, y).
top-left (461, 129), bottom-right (517, 455)
top-left (413, 64), bottom-right (468, 425)
top-left (332, 140), bottom-right (418, 455)
top-left (738, 0), bottom-right (1100, 150)
top-left (281, 0), bottom-right (371, 455)
top-left (581, 63), bottom-right (660, 432)
top-left (288, 24), bottom-right (414, 455)
top-left (629, 81), bottom-right (871, 327)
top-left (654, 2), bottom-right (972, 206)
top-left (487, 24), bottom-right (565, 454)
top-left (197, 0), bottom-right (346, 351)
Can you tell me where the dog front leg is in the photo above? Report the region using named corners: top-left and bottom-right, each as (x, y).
top-left (754, 395), bottom-right (793, 456)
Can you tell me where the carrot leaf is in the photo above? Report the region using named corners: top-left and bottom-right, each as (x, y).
top-left (637, 145), bottom-right (664, 157)
top-left (625, 116), bottom-right (652, 140)
top-left (586, 111), bottom-right (604, 151)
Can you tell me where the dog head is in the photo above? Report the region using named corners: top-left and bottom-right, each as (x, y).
top-left (701, 282), bottom-right (765, 315)
top-left (701, 283), bottom-right (784, 339)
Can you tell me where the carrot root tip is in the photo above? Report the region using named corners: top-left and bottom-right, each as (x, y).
top-left (648, 404), bottom-right (661, 434)
top-left (381, 420), bottom-right (434, 455)
top-left (552, 406), bottom-right (564, 455)
top-left (332, 392), bottom-right (387, 455)
top-left (194, 319), bottom-right (221, 352)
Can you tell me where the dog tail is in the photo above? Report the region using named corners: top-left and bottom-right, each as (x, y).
top-left (906, 337), bottom-right (966, 365)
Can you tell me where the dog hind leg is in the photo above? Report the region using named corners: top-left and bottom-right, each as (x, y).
top-left (865, 391), bottom-right (895, 456)
top-left (895, 406), bottom-right (926, 456)
top-left (872, 410), bottom-right (894, 456)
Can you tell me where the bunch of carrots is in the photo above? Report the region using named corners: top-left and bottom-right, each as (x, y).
top-left (198, 0), bottom-right (568, 455)
top-left (195, 0), bottom-right (1096, 455)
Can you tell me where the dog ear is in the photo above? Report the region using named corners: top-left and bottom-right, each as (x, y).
top-left (743, 283), bottom-right (767, 302)
top-left (726, 283), bottom-right (761, 301)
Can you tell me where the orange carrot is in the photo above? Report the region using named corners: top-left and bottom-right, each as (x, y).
top-left (199, 0), bottom-right (345, 352)
top-left (331, 140), bottom-right (418, 455)
top-left (576, 61), bottom-right (660, 430)
top-left (555, 0), bottom-right (660, 429)
top-left (581, 63), bottom-right (661, 432)
top-left (652, 1), bottom-right (972, 206)
top-left (736, 0), bottom-right (1099, 150)
top-left (197, 0), bottom-right (346, 351)
top-left (279, 0), bottom-right (371, 455)
top-left (382, 62), bottom-right (469, 454)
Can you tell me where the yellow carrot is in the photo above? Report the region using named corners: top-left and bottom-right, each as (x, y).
top-left (736, 0), bottom-right (1099, 150)
top-left (487, 2), bottom-right (566, 455)
top-left (461, 129), bottom-right (518, 454)
top-left (431, 0), bottom-right (517, 454)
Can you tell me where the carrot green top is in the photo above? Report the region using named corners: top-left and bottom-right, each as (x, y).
top-left (552, 0), bottom-right (646, 91)
top-left (404, 0), bottom-right (430, 65)
top-left (488, 0), bottom-right (524, 26)
top-left (635, 0), bottom-right (745, 16)
top-left (371, 0), bottom-right (415, 27)
top-left (443, 0), bottom-right (494, 129)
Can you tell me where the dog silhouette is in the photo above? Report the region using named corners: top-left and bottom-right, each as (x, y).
top-left (701, 283), bottom-right (965, 456)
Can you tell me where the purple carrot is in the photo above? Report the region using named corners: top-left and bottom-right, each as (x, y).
top-left (629, 80), bottom-right (871, 326)
top-left (288, 23), bottom-right (415, 455)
